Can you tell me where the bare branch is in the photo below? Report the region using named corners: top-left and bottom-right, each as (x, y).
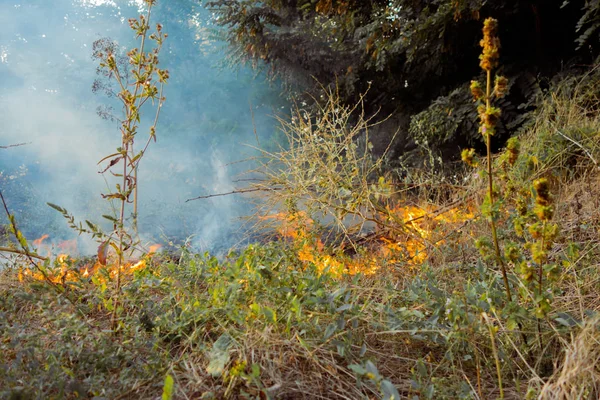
top-left (186, 187), bottom-right (280, 202)
top-left (0, 246), bottom-right (48, 261)
top-left (556, 128), bottom-right (599, 169)
top-left (0, 142), bottom-right (30, 149)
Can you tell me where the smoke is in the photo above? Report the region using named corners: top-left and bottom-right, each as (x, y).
top-left (0, 0), bottom-right (284, 255)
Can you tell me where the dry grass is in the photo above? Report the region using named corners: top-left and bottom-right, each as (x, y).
top-left (540, 316), bottom-right (600, 399)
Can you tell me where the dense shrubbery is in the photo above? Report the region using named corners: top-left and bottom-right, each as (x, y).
top-left (206, 0), bottom-right (599, 155)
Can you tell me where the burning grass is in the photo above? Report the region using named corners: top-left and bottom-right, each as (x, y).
top-left (17, 256), bottom-right (151, 285)
top-left (259, 201), bottom-right (477, 277)
top-left (2, 66), bottom-right (600, 400)
top-left (5, 171), bottom-right (598, 398)
top-left (2, 177), bottom-right (600, 399)
top-left (15, 235), bottom-right (163, 286)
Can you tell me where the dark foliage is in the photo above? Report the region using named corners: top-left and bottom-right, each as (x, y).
top-left (204, 0), bottom-right (598, 156)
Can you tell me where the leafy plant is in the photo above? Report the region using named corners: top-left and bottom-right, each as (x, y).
top-left (50, 0), bottom-right (169, 327)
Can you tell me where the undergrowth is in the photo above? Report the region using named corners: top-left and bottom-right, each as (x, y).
top-left (1, 17), bottom-right (600, 400)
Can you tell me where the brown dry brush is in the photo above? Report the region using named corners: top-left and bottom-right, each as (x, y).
top-left (539, 315), bottom-right (600, 399)
top-left (248, 87), bottom-right (397, 242)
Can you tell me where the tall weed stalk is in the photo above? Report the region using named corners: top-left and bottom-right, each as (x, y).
top-left (468, 18), bottom-right (512, 301)
top-left (50, 0), bottom-right (169, 329)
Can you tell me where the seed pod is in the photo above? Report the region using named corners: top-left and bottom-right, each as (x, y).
top-left (505, 137), bottom-right (520, 165)
top-left (534, 178), bottom-right (552, 207)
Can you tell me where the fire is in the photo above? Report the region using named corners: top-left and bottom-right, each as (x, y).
top-left (18, 258), bottom-right (152, 285)
top-left (33, 234), bottom-right (49, 247)
top-left (148, 244), bottom-right (162, 254)
top-left (57, 239), bottom-right (78, 255)
top-left (17, 254), bottom-right (78, 284)
top-left (379, 203), bottom-right (475, 266)
top-left (30, 235), bottom-right (79, 259)
top-left (262, 211), bottom-right (350, 274)
top-left (17, 202), bottom-right (475, 286)
top-left (260, 211), bottom-right (314, 240)
top-left (262, 202), bottom-right (475, 276)
top-left (16, 234), bottom-right (168, 286)
top-left (129, 259), bottom-right (146, 272)
top-left (17, 243), bottom-right (159, 286)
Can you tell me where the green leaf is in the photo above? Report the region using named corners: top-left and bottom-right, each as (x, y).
top-left (555, 312), bottom-right (579, 327)
top-left (161, 374), bottom-right (174, 400)
top-left (250, 363), bottom-right (260, 378)
top-left (262, 306), bottom-right (277, 324)
top-left (348, 364), bottom-right (367, 375)
top-left (360, 343), bottom-right (367, 357)
top-left (336, 304), bottom-right (352, 312)
top-left (102, 214), bottom-right (118, 222)
top-left (506, 317), bottom-right (518, 331)
top-left (381, 380), bottom-right (401, 400)
top-left (331, 287), bottom-right (346, 300)
top-left (206, 334), bottom-right (232, 377)
top-left (324, 322), bottom-right (337, 339)
top-left (86, 220), bottom-right (97, 231)
top-left (47, 202), bottom-right (66, 213)
top-left (365, 360), bottom-right (380, 378)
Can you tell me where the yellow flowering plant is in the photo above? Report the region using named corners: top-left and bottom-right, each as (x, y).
top-left (468, 17), bottom-right (512, 301)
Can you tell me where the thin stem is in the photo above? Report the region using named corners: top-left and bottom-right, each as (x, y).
top-left (485, 69), bottom-right (512, 303)
top-left (132, 142), bottom-right (138, 234)
top-left (474, 350), bottom-right (483, 399)
top-left (0, 246), bottom-right (48, 260)
top-left (111, 4), bottom-right (156, 330)
top-left (111, 136), bottom-right (128, 330)
top-left (483, 312), bottom-right (504, 399)
top-left (0, 142), bottom-right (30, 149)
top-left (537, 221), bottom-right (546, 349)
top-left (129, 8), bottom-right (151, 234)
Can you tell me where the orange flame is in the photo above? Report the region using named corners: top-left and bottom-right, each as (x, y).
top-left (33, 234), bottom-right (49, 247)
top-left (148, 244), bottom-right (162, 254)
top-left (380, 203), bottom-right (475, 266)
top-left (17, 246), bottom-right (158, 286)
top-left (260, 211), bottom-right (314, 240)
top-left (18, 203), bottom-right (474, 285)
top-left (263, 202), bottom-right (475, 277)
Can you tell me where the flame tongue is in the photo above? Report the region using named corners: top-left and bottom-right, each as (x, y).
top-left (17, 244), bottom-right (158, 285)
top-left (18, 203), bottom-right (473, 283)
top-left (262, 203), bottom-right (474, 276)
top-left (57, 239), bottom-right (77, 254)
top-left (148, 244), bottom-right (162, 254)
top-left (33, 234), bottom-right (49, 247)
